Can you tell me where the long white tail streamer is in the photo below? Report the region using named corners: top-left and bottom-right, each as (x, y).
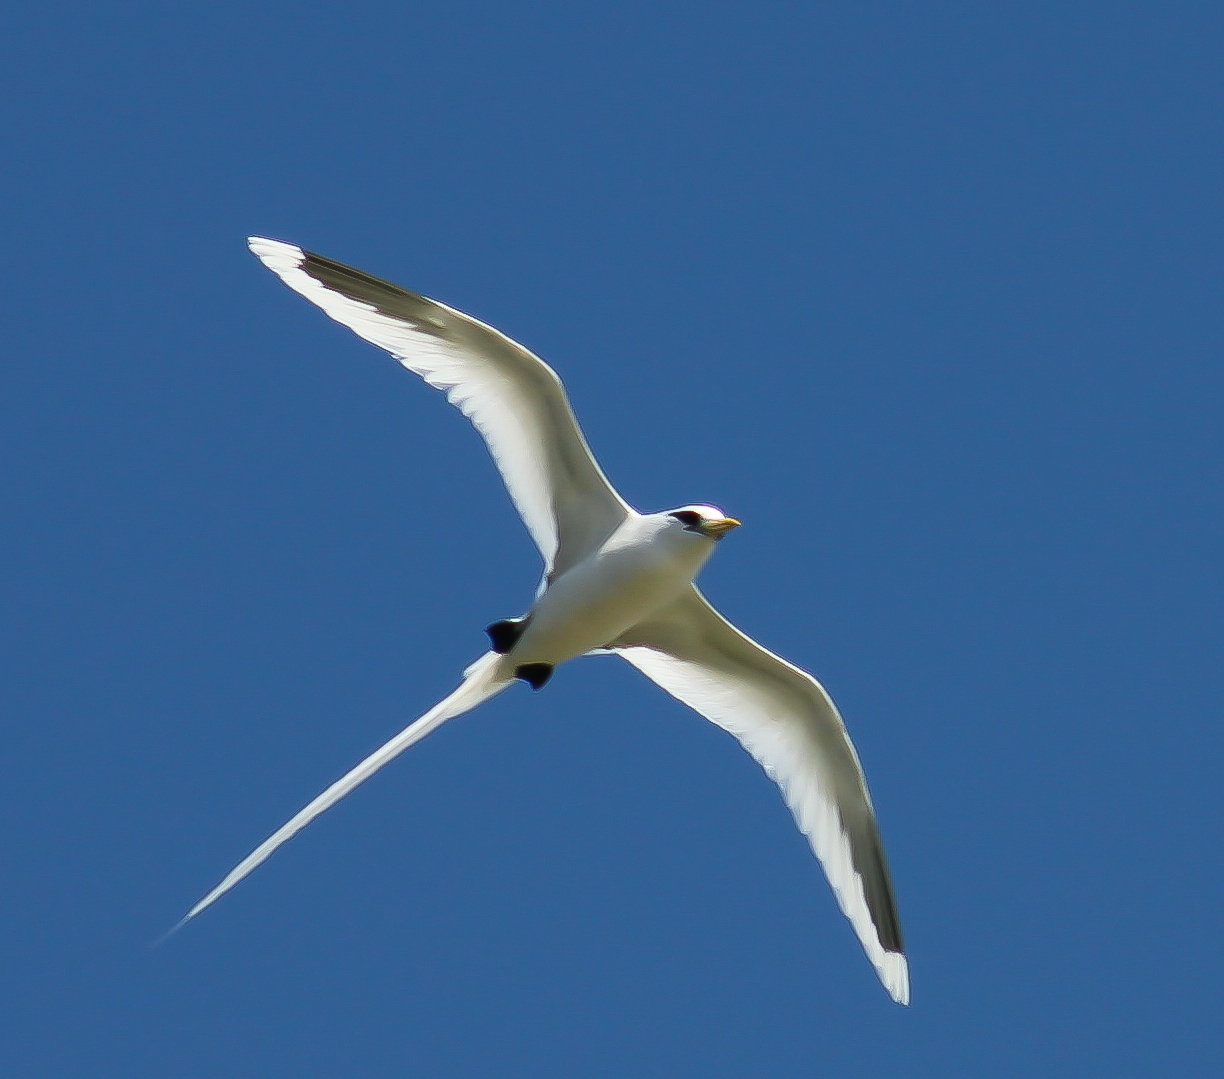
top-left (172, 652), bottom-right (512, 932)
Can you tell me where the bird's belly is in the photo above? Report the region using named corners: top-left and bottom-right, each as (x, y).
top-left (512, 545), bottom-right (694, 664)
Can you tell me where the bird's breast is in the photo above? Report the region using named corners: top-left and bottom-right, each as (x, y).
top-left (512, 525), bottom-right (710, 665)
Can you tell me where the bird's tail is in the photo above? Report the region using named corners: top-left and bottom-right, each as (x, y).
top-left (173, 652), bottom-right (513, 931)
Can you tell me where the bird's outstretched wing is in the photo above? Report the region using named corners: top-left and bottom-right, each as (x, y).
top-left (249, 238), bottom-right (633, 581)
top-left (611, 588), bottom-right (909, 1004)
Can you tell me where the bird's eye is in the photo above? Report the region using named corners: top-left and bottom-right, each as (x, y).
top-left (668, 511), bottom-right (703, 528)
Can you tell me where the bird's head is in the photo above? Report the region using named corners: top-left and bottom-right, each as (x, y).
top-left (666, 505), bottom-right (742, 541)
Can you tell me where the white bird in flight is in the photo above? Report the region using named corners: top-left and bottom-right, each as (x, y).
top-left (179, 237), bottom-right (909, 1005)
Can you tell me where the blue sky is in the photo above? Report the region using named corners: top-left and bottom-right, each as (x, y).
top-left (2, 2), bottom-right (1221, 1075)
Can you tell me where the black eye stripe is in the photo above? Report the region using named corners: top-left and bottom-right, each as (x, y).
top-left (669, 511), bottom-right (703, 527)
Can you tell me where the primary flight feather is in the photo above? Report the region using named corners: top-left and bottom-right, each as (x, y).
top-left (180, 238), bottom-right (909, 1005)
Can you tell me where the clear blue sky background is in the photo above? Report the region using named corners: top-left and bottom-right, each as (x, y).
top-left (2, 2), bottom-right (1220, 1075)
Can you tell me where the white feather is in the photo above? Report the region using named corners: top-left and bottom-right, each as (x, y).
top-left (248, 237), bottom-right (630, 580)
top-left (614, 588), bottom-right (910, 1005)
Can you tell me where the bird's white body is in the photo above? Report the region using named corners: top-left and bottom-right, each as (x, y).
top-left (178, 236), bottom-right (910, 1007)
top-left (510, 514), bottom-right (714, 666)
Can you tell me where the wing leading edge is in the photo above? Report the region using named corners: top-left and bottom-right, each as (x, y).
top-left (613, 587), bottom-right (909, 1004)
top-left (248, 237), bottom-right (632, 581)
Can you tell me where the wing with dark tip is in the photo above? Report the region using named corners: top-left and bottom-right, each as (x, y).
top-left (612, 587), bottom-right (910, 1004)
top-left (249, 237), bottom-right (633, 581)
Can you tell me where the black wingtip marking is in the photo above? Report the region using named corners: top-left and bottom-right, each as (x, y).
top-left (486, 617), bottom-right (530, 655)
top-left (514, 663), bottom-right (554, 690)
top-left (294, 249), bottom-right (442, 326)
top-left (860, 833), bottom-right (905, 954)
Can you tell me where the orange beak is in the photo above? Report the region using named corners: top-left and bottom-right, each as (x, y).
top-left (700, 517), bottom-right (742, 539)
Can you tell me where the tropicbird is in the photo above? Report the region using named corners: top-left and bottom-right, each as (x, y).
top-left (180, 238), bottom-right (909, 1005)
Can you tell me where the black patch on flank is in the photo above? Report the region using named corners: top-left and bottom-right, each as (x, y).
top-left (486, 617), bottom-right (530, 654)
top-left (514, 663), bottom-right (554, 691)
